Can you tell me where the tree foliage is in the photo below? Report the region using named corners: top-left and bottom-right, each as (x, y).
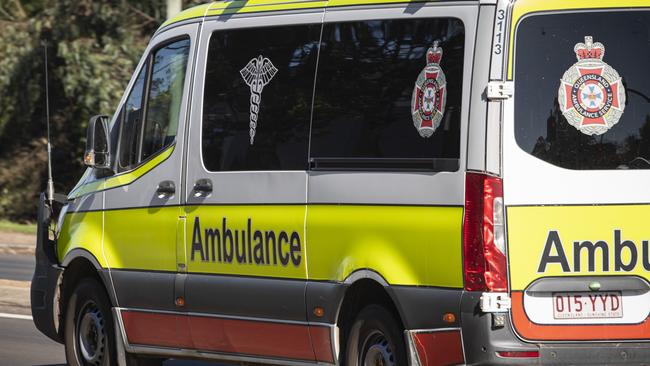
top-left (0, 0), bottom-right (199, 221)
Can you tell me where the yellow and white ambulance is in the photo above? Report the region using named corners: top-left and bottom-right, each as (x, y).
top-left (31, 0), bottom-right (650, 365)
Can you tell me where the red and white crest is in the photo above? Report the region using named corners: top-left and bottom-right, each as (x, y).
top-left (558, 36), bottom-right (626, 136)
top-left (411, 41), bottom-right (447, 138)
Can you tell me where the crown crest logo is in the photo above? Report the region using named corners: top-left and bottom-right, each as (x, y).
top-left (426, 41), bottom-right (443, 65)
top-left (573, 36), bottom-right (605, 61)
top-left (558, 36), bottom-right (625, 136)
top-left (411, 40), bottom-right (447, 138)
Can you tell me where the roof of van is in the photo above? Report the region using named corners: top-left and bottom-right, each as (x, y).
top-left (159, 0), bottom-right (475, 29)
top-left (160, 0), bottom-right (650, 30)
top-left (512, 0), bottom-right (648, 18)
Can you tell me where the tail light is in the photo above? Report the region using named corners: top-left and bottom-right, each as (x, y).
top-left (463, 172), bottom-right (508, 292)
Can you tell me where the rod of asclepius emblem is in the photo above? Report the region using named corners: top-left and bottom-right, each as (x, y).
top-left (240, 55), bottom-right (278, 145)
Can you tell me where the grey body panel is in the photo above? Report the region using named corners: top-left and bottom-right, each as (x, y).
top-left (305, 281), bottom-right (347, 324)
top-left (186, 171), bottom-right (308, 205)
top-left (184, 273), bottom-right (307, 321)
top-left (466, 4), bottom-right (495, 172)
top-left (67, 189), bottom-right (103, 212)
top-left (538, 343), bottom-right (650, 365)
top-left (484, 0), bottom-right (509, 175)
top-left (109, 269), bottom-right (177, 311)
top-left (484, 99), bottom-right (502, 174)
top-left (308, 171), bottom-right (463, 205)
top-left (388, 286), bottom-right (463, 330)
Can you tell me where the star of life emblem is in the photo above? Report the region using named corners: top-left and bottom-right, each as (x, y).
top-left (411, 41), bottom-right (447, 138)
top-left (240, 55), bottom-right (278, 145)
top-left (558, 36), bottom-right (626, 136)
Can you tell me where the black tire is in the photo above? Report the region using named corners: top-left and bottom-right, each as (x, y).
top-left (343, 305), bottom-right (407, 366)
top-left (64, 278), bottom-right (117, 366)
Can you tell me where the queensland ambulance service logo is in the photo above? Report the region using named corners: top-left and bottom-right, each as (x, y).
top-left (240, 55), bottom-right (278, 145)
top-left (411, 41), bottom-right (447, 138)
top-left (558, 36), bottom-right (625, 136)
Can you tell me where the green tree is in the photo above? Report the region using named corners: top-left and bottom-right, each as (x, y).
top-left (0, 0), bottom-right (200, 221)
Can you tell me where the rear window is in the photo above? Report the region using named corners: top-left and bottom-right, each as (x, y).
top-left (514, 11), bottom-right (650, 170)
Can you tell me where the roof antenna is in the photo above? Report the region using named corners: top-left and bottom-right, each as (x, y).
top-left (43, 39), bottom-right (55, 205)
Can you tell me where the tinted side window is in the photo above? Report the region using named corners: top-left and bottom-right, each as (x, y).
top-left (141, 38), bottom-right (190, 161)
top-left (310, 19), bottom-right (465, 170)
top-left (515, 11), bottom-right (650, 170)
top-left (202, 24), bottom-right (320, 172)
top-left (119, 65), bottom-right (147, 170)
top-left (118, 38), bottom-right (190, 172)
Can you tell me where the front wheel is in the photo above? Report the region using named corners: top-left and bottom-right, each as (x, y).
top-left (344, 305), bottom-right (407, 366)
top-left (64, 278), bottom-right (116, 366)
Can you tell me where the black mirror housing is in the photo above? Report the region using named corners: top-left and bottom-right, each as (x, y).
top-left (84, 115), bottom-right (111, 169)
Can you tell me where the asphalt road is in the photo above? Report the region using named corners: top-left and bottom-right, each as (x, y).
top-left (0, 316), bottom-right (65, 366)
top-left (0, 253), bottom-right (34, 281)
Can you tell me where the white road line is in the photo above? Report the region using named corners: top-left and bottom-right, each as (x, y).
top-left (0, 312), bottom-right (33, 320)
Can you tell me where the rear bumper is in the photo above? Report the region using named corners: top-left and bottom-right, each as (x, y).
top-left (538, 343), bottom-right (650, 365)
top-left (461, 291), bottom-right (650, 365)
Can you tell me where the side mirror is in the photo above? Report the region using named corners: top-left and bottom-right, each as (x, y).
top-left (84, 115), bottom-right (111, 169)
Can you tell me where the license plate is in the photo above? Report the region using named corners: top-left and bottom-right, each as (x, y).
top-left (552, 292), bottom-right (623, 319)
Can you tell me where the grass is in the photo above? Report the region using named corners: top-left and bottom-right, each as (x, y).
top-left (0, 220), bottom-right (37, 235)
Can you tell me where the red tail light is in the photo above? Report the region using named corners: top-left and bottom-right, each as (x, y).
top-left (463, 172), bottom-right (508, 292)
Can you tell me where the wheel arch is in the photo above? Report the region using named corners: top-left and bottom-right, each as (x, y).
top-left (60, 249), bottom-right (117, 334)
top-left (336, 269), bottom-right (407, 336)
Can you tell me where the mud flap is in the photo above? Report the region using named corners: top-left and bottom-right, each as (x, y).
top-left (30, 192), bottom-right (64, 343)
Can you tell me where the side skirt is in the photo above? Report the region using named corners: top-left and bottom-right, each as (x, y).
top-left (112, 307), bottom-right (337, 366)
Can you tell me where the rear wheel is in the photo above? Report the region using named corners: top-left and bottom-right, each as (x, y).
top-left (344, 305), bottom-right (407, 366)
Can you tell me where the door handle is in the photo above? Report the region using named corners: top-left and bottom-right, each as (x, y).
top-left (193, 179), bottom-right (213, 197)
top-left (156, 180), bottom-right (176, 198)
